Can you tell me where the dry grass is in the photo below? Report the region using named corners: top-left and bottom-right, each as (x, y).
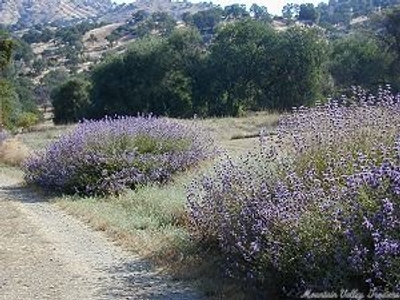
top-left (19, 124), bottom-right (74, 151)
top-left (82, 23), bottom-right (124, 51)
top-left (194, 111), bottom-right (280, 141)
top-left (196, 112), bottom-right (280, 156)
top-left (192, 111), bottom-right (280, 156)
top-left (0, 137), bottom-right (30, 167)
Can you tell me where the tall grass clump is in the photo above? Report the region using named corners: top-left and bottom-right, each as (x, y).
top-left (0, 130), bottom-right (29, 166)
top-left (24, 115), bottom-right (214, 196)
top-left (187, 87), bottom-right (400, 298)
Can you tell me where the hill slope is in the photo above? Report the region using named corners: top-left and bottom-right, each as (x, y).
top-left (0, 0), bottom-right (112, 25)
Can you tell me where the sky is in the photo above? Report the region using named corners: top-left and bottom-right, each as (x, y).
top-left (114, 0), bottom-right (328, 16)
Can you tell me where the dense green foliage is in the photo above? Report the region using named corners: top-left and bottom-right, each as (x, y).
top-left (316, 0), bottom-right (400, 26)
top-left (329, 34), bottom-right (393, 89)
top-left (52, 78), bottom-right (91, 124)
top-left (183, 7), bottom-right (224, 35)
top-left (0, 38), bottom-right (13, 71)
top-left (35, 69), bottom-right (70, 108)
top-left (0, 79), bottom-right (21, 128)
top-left (89, 22), bottom-right (326, 119)
top-left (0, 34), bottom-right (40, 130)
top-left (4, 1), bottom-right (400, 123)
top-left (42, 3), bottom-right (400, 122)
top-left (92, 29), bottom-right (203, 118)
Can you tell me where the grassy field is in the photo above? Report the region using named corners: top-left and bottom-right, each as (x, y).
top-left (7, 112), bottom-right (280, 299)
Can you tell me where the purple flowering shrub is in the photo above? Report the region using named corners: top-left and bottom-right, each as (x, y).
top-left (24, 116), bottom-right (214, 196)
top-left (187, 88), bottom-right (400, 296)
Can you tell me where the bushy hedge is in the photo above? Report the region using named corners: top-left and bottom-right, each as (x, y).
top-left (24, 116), bottom-right (214, 196)
top-left (187, 87), bottom-right (400, 297)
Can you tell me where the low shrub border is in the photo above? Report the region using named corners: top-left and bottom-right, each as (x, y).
top-left (24, 115), bottom-right (215, 196)
top-left (187, 88), bottom-right (400, 297)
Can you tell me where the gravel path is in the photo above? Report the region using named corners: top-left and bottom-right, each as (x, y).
top-left (0, 175), bottom-right (206, 300)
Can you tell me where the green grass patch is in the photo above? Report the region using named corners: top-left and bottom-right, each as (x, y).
top-left (55, 173), bottom-right (194, 259)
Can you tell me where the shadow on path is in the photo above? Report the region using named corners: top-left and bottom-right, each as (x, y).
top-left (104, 260), bottom-right (206, 300)
top-left (0, 183), bottom-right (51, 203)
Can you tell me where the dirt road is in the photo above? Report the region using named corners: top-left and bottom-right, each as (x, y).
top-left (0, 175), bottom-right (205, 300)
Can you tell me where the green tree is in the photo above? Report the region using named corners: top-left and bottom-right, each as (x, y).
top-left (0, 38), bottom-right (13, 71)
top-left (13, 77), bottom-right (39, 114)
top-left (0, 34), bottom-right (20, 130)
top-left (165, 28), bottom-right (204, 116)
top-left (265, 27), bottom-right (327, 109)
top-left (36, 69), bottom-right (70, 109)
top-left (12, 39), bottom-right (34, 66)
top-left (0, 32), bottom-right (40, 129)
top-left (152, 12), bottom-right (177, 37)
top-left (298, 3), bottom-right (319, 23)
top-left (382, 8), bottom-right (400, 59)
top-left (90, 37), bottom-right (165, 117)
top-left (223, 4), bottom-right (250, 20)
top-left (208, 19), bottom-right (276, 115)
top-left (329, 34), bottom-right (393, 90)
top-left (131, 10), bottom-right (149, 23)
top-left (282, 3), bottom-right (300, 21)
top-left (190, 7), bottom-right (223, 34)
top-left (17, 112), bottom-right (39, 131)
top-left (87, 33), bottom-right (98, 44)
top-left (52, 78), bottom-right (91, 124)
top-left (366, 8), bottom-right (400, 88)
top-left (42, 69), bottom-right (70, 90)
top-left (90, 29), bottom-right (203, 118)
top-left (32, 58), bottom-right (47, 74)
top-left (250, 4), bottom-right (271, 22)
top-left (89, 19), bottom-right (327, 118)
top-left (0, 79), bottom-right (22, 129)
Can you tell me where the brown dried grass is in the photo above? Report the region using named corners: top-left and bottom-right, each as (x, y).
top-left (0, 137), bottom-right (30, 166)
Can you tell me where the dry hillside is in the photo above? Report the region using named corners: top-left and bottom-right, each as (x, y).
top-left (0, 0), bottom-right (112, 25)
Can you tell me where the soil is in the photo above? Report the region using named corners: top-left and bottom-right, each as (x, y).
top-left (0, 174), bottom-right (206, 300)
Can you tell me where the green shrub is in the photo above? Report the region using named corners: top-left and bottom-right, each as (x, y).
top-left (17, 112), bottom-right (39, 130)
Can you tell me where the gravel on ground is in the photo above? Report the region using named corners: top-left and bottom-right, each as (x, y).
top-left (0, 174), bottom-right (206, 300)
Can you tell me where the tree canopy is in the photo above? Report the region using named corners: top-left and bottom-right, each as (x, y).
top-left (87, 22), bottom-right (327, 119)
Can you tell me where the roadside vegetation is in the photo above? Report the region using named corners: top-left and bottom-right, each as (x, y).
top-left (24, 116), bottom-right (215, 196)
top-left (2, 1), bottom-right (400, 299)
top-left (16, 112), bottom-right (278, 299)
top-left (12, 88), bottom-right (400, 299)
top-left (188, 88), bottom-right (400, 297)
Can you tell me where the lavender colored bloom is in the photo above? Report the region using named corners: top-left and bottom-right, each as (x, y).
top-left (24, 115), bottom-right (215, 196)
top-left (187, 87), bottom-right (400, 296)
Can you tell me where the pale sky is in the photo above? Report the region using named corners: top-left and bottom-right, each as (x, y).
top-left (114, 0), bottom-right (328, 16)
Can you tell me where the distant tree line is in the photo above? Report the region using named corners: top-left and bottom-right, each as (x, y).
top-left (53, 20), bottom-right (326, 123)
top-left (48, 5), bottom-right (400, 124)
top-left (107, 4), bottom-right (272, 44)
top-left (2, 1), bottom-right (400, 125)
top-left (284, 0), bottom-right (400, 27)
